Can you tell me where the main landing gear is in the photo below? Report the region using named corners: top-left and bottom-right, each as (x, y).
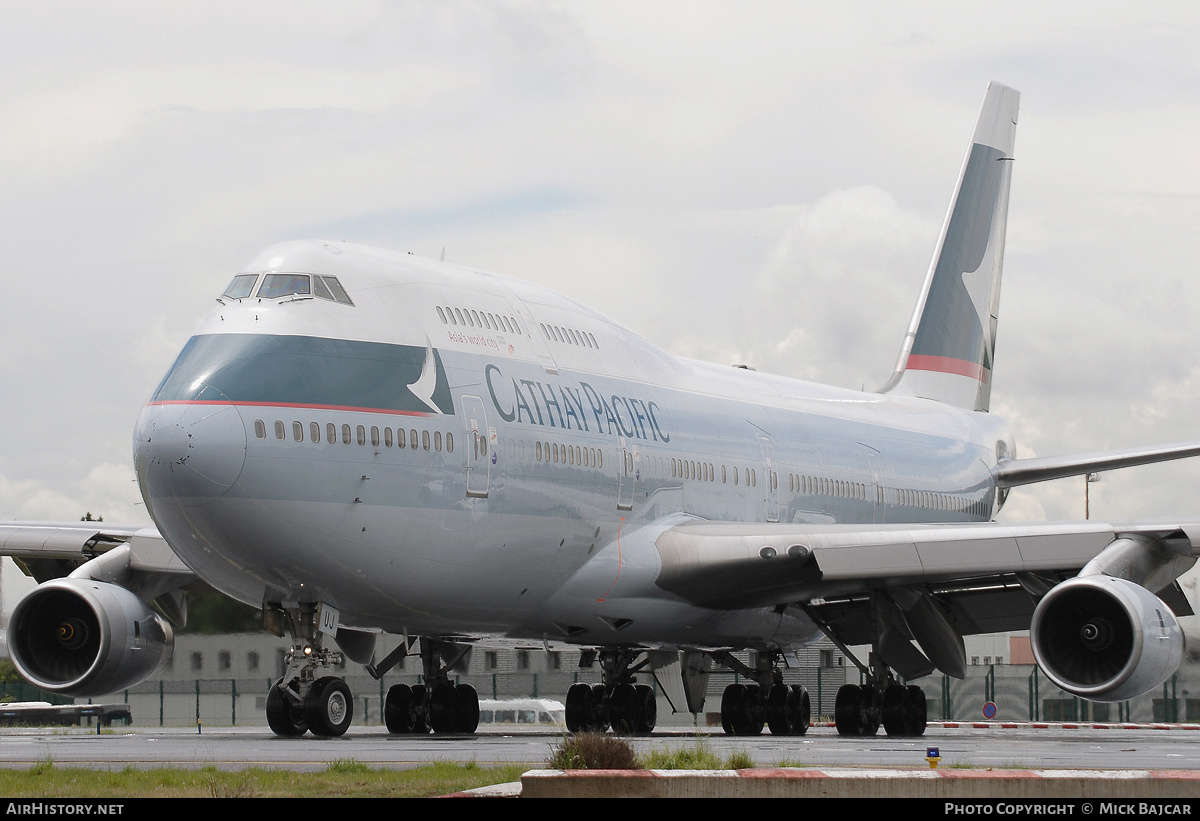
top-left (715, 651), bottom-right (811, 737)
top-left (832, 652), bottom-right (927, 737)
top-left (564, 649), bottom-right (658, 735)
top-left (377, 638), bottom-right (479, 735)
top-left (833, 680), bottom-right (927, 737)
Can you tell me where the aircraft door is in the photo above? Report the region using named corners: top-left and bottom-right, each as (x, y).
top-left (862, 447), bottom-right (883, 523)
top-left (462, 395), bottom-right (491, 498)
top-left (616, 437), bottom-right (638, 511)
top-left (758, 435), bottom-right (779, 523)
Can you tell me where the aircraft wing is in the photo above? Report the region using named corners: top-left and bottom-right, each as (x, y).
top-left (653, 518), bottom-right (1198, 683)
top-left (0, 522), bottom-right (191, 580)
top-left (653, 519), bottom-right (1199, 612)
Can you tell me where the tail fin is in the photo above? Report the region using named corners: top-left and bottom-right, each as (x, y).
top-left (879, 82), bottom-right (1019, 411)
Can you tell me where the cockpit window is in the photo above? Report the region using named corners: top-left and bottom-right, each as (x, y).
top-left (223, 274), bottom-right (259, 300)
top-left (258, 273), bottom-right (311, 299)
top-left (318, 275), bottom-right (353, 305)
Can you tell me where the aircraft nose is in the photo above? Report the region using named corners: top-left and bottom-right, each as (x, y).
top-left (134, 386), bottom-right (247, 508)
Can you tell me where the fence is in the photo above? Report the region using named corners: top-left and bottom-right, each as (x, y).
top-left (4, 661), bottom-right (1198, 727)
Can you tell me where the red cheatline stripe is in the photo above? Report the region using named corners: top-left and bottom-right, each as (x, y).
top-left (906, 354), bottom-right (990, 382)
top-left (148, 400), bottom-right (436, 417)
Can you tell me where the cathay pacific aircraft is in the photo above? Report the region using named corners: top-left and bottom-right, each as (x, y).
top-left (3, 83), bottom-right (1198, 739)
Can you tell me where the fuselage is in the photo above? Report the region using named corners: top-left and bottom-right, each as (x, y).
top-left (133, 240), bottom-right (1013, 652)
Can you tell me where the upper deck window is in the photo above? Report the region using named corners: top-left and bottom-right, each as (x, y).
top-left (223, 274), bottom-right (259, 299)
top-left (258, 273), bottom-right (311, 299)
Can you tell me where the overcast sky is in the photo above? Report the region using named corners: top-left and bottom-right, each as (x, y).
top-left (2, 1), bottom-right (1198, 534)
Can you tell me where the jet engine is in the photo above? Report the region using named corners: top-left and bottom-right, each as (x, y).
top-left (1030, 575), bottom-right (1183, 702)
top-left (8, 578), bottom-right (174, 697)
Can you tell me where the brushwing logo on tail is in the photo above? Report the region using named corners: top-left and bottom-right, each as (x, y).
top-left (408, 336), bottom-right (450, 413)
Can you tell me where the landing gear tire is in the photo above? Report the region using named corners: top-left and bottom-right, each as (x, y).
top-left (266, 679), bottom-right (307, 737)
top-left (385, 683), bottom-right (420, 734)
top-left (428, 682), bottom-right (480, 734)
top-left (410, 685), bottom-right (429, 733)
top-left (721, 683), bottom-right (765, 736)
top-left (880, 684), bottom-right (927, 736)
top-left (835, 684), bottom-right (864, 736)
top-left (304, 676), bottom-right (353, 737)
top-left (608, 682), bottom-right (657, 735)
top-left (609, 683), bottom-right (637, 734)
top-left (429, 683), bottom-right (456, 733)
top-left (766, 683), bottom-right (811, 736)
top-left (633, 684), bottom-right (656, 735)
top-left (454, 683), bottom-right (480, 734)
top-left (907, 685), bottom-right (927, 736)
top-left (566, 682), bottom-right (592, 733)
top-left (836, 684), bottom-right (882, 736)
top-left (792, 684), bottom-right (811, 736)
top-left (882, 684), bottom-right (909, 736)
top-left (590, 683), bottom-right (609, 732)
top-left (860, 684), bottom-right (880, 735)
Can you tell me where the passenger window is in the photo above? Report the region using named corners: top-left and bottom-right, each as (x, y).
top-left (254, 419), bottom-right (266, 439)
top-left (410, 429), bottom-right (418, 449)
top-left (422, 430), bottom-right (430, 451)
top-left (274, 420), bottom-right (285, 440)
top-left (293, 421), bottom-right (303, 442)
top-left (342, 424), bottom-right (352, 445)
top-left (371, 426), bottom-right (380, 447)
top-left (327, 423), bottom-right (336, 444)
top-left (310, 422), bottom-right (320, 443)
top-left (357, 425), bottom-right (366, 446)
top-left (446, 432), bottom-right (453, 453)
top-left (437, 307), bottom-right (447, 324)
top-left (397, 428), bottom-right (406, 448)
top-left (384, 427), bottom-right (393, 447)
top-left (434, 431), bottom-right (442, 451)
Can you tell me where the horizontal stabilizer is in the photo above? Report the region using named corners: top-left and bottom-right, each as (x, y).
top-left (992, 441), bottom-right (1200, 488)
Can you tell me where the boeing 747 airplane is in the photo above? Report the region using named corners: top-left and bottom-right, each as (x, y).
top-left (2, 83), bottom-right (1198, 739)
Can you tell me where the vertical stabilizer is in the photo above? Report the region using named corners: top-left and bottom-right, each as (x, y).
top-left (879, 83), bottom-right (1019, 411)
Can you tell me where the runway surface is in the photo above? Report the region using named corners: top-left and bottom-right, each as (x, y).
top-left (0, 724), bottom-right (1196, 773)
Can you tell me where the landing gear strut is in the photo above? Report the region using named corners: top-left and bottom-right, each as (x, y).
top-left (380, 638), bottom-right (479, 734)
top-left (564, 649), bottom-right (657, 735)
top-left (716, 651), bottom-right (811, 737)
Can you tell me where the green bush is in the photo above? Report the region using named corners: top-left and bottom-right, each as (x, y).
top-left (548, 733), bottom-right (639, 770)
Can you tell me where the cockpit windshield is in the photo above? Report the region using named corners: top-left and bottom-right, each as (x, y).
top-left (258, 273), bottom-right (311, 299)
top-left (222, 274), bottom-right (259, 300)
top-left (248, 272), bottom-right (355, 305)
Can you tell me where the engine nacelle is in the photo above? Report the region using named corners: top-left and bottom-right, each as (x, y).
top-left (9, 578), bottom-right (174, 697)
top-left (1030, 575), bottom-right (1183, 702)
